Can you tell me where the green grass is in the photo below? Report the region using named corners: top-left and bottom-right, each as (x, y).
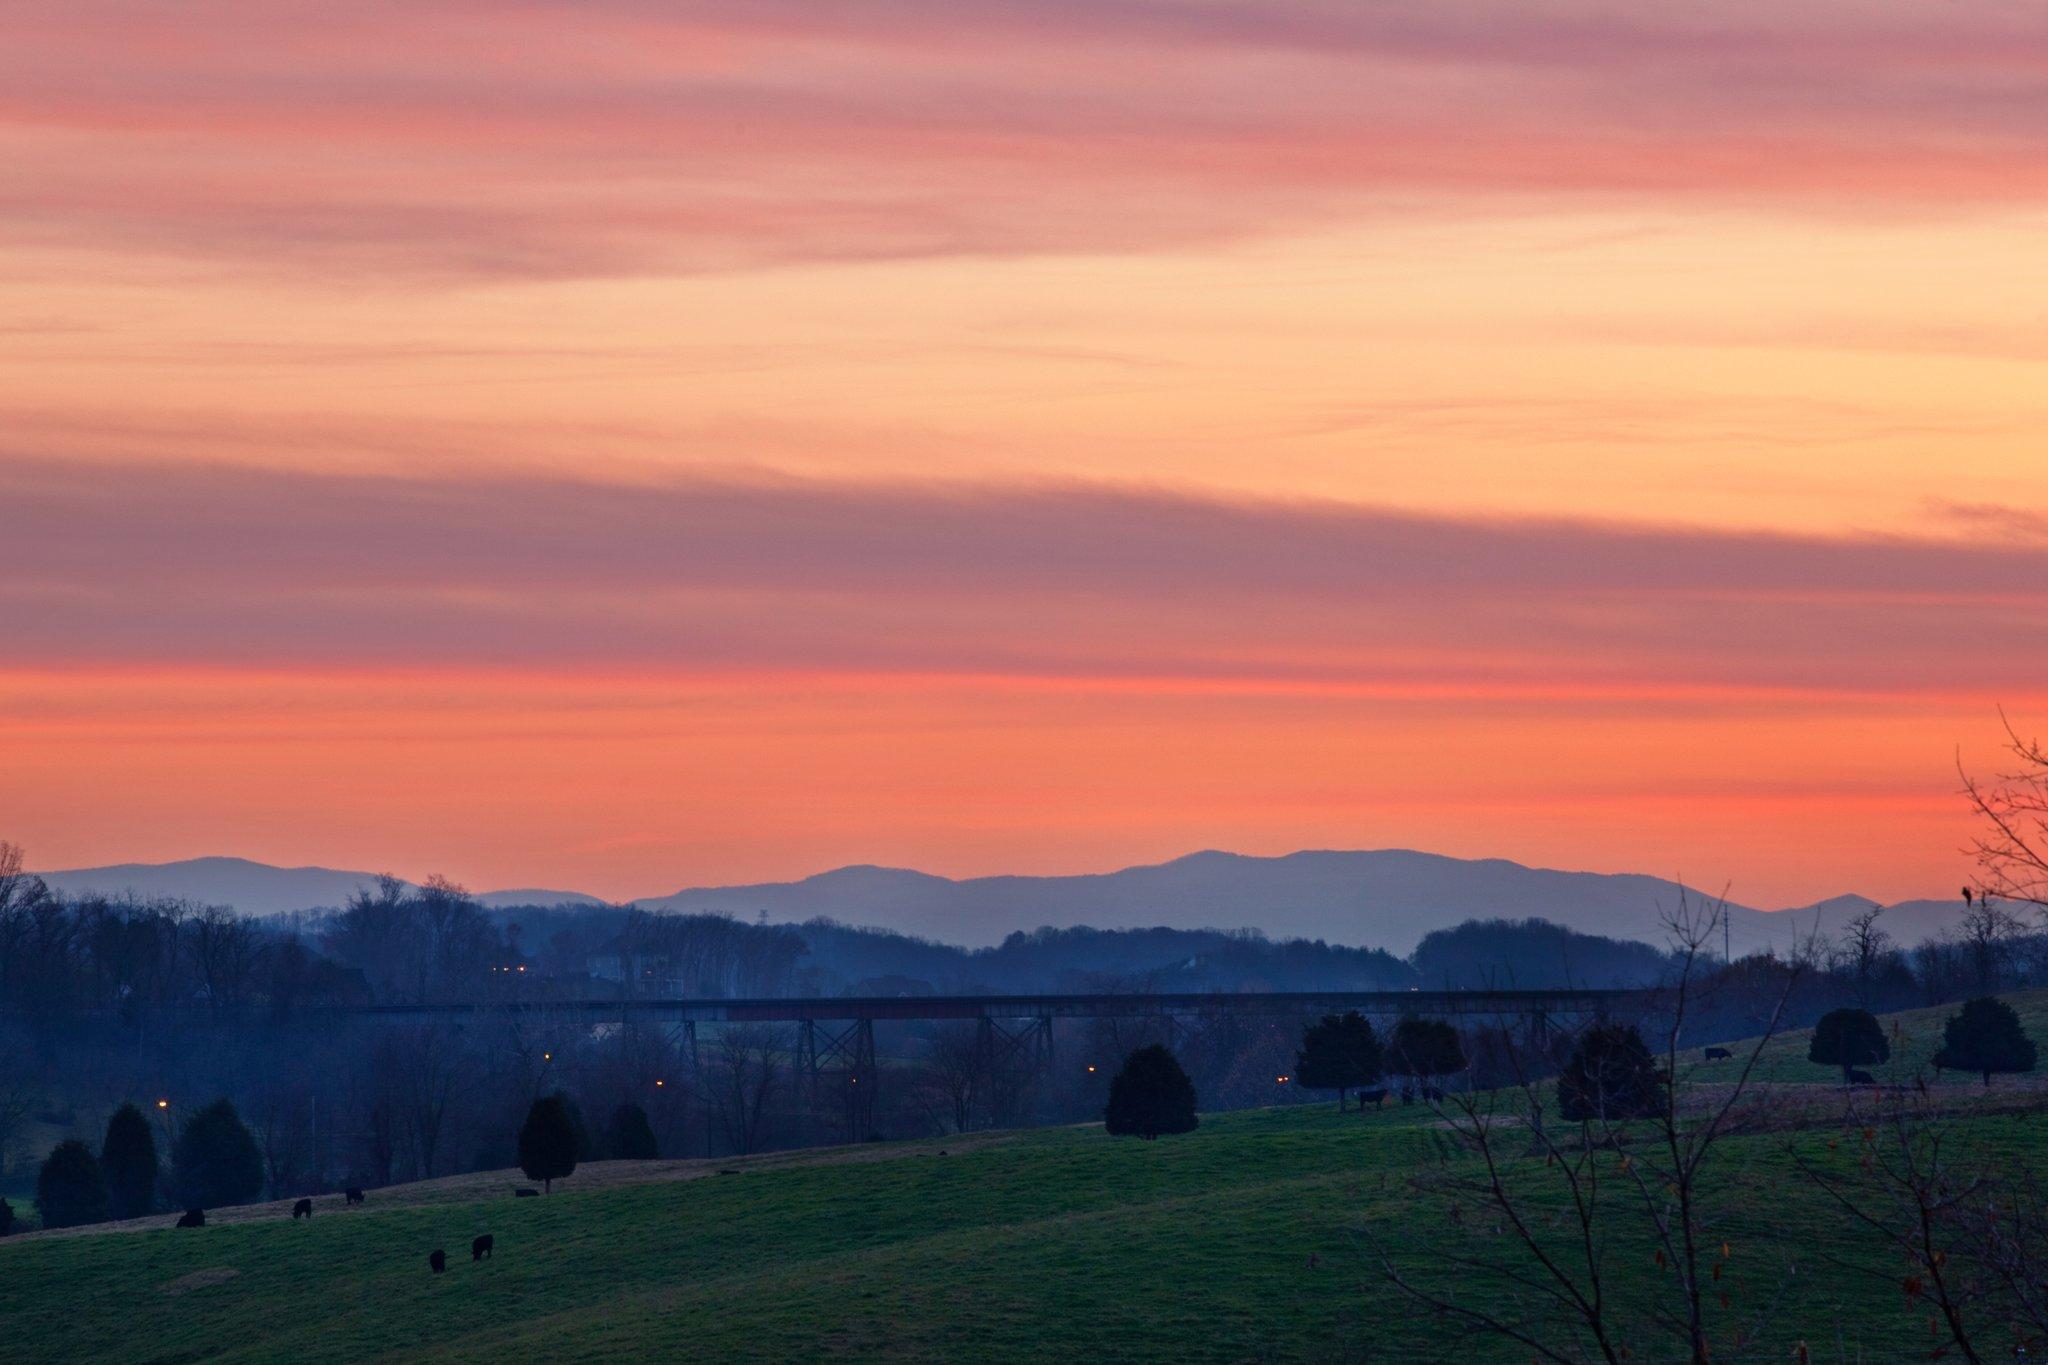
top-left (10, 997), bottom-right (2048, 1362)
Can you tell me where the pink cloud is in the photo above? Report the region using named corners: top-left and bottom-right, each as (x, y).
top-left (4, 457), bottom-right (2046, 697)
top-left (2, 1), bottom-right (2045, 280)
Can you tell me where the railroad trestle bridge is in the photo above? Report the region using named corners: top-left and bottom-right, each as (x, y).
top-left (358, 988), bottom-right (1633, 1137)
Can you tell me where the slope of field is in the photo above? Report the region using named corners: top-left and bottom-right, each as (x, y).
top-left (9, 995), bottom-right (2046, 1362)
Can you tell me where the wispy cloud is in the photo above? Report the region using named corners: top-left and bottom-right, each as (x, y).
top-left (5, 1), bottom-right (2045, 281)
top-left (5, 458), bottom-right (2044, 696)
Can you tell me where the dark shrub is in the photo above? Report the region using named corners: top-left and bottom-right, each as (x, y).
top-left (1294, 1011), bottom-right (1383, 1110)
top-left (1389, 1017), bottom-right (1467, 1086)
top-left (606, 1103), bottom-right (659, 1160)
top-left (101, 1102), bottom-right (160, 1220)
top-left (37, 1139), bottom-right (109, 1229)
top-left (518, 1095), bottom-right (580, 1191)
top-left (1557, 1023), bottom-right (1665, 1122)
top-left (1104, 1044), bottom-right (1198, 1139)
top-left (1809, 1007), bottom-right (1891, 1083)
top-left (171, 1099), bottom-right (264, 1209)
top-left (1934, 997), bottom-right (2037, 1086)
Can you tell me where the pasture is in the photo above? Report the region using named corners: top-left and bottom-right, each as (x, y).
top-left (8, 996), bottom-right (2048, 1361)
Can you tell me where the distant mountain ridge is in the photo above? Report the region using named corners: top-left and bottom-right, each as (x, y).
top-left (36, 849), bottom-right (1970, 955)
top-left (34, 857), bottom-right (599, 918)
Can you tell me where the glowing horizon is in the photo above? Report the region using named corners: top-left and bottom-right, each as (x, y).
top-left (5, 0), bottom-right (2045, 910)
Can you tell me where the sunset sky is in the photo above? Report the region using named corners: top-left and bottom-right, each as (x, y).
top-left (4, 0), bottom-right (2047, 906)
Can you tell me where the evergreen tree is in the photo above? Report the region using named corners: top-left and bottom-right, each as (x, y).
top-left (171, 1099), bottom-right (265, 1209)
top-left (1294, 1011), bottom-right (1383, 1110)
top-left (37, 1139), bottom-right (109, 1229)
top-left (519, 1095), bottom-right (580, 1191)
top-left (1103, 1044), bottom-right (1198, 1139)
top-left (1557, 1023), bottom-right (1665, 1121)
top-left (1388, 1017), bottom-right (1467, 1088)
top-left (1934, 996), bottom-right (2037, 1086)
top-left (101, 1102), bottom-right (160, 1220)
top-left (1808, 1007), bottom-right (1891, 1083)
top-left (556, 1092), bottom-right (596, 1161)
top-left (606, 1103), bottom-right (659, 1161)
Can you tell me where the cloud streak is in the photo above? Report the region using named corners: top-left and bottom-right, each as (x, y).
top-left (5, 458), bottom-right (2045, 695)
top-left (5, 1), bottom-right (2046, 280)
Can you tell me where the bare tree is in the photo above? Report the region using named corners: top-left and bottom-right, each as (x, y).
top-left (187, 904), bottom-right (262, 1012)
top-left (1963, 713), bottom-right (2048, 914)
top-left (374, 1024), bottom-right (468, 1179)
top-left (1830, 902), bottom-right (1893, 1007)
top-left (918, 1022), bottom-right (989, 1133)
top-left (1369, 894), bottom-right (1806, 1364)
top-left (703, 1025), bottom-right (789, 1156)
top-left (1949, 895), bottom-right (2028, 995)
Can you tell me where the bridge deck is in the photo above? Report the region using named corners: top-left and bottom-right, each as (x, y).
top-left (355, 987), bottom-right (1631, 1023)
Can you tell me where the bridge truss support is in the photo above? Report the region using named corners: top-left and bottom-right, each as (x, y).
top-left (803, 1016), bottom-right (878, 1142)
top-left (976, 1014), bottom-right (1053, 1127)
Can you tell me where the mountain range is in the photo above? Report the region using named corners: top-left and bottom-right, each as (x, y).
top-left (33, 850), bottom-right (1971, 956)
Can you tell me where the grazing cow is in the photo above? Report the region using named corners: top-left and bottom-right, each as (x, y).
top-left (1847, 1068), bottom-right (1877, 1086)
top-left (514, 1188), bottom-right (539, 1198)
top-left (1703, 1046), bottom-right (1733, 1061)
top-left (175, 1208), bottom-right (206, 1229)
top-left (1359, 1087), bottom-right (1388, 1107)
top-left (292, 1198), bottom-right (312, 1219)
top-left (344, 1187), bottom-right (365, 1206)
top-left (429, 1250), bottom-right (446, 1274)
top-left (472, 1234), bottom-right (494, 1262)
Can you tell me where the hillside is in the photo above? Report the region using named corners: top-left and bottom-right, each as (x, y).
top-left (10, 996), bottom-right (2048, 1361)
top-left (38, 849), bottom-right (1966, 954)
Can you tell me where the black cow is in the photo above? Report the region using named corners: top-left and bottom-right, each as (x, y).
top-left (1703, 1046), bottom-right (1733, 1061)
top-left (472, 1234), bottom-right (494, 1262)
top-left (292, 1198), bottom-right (312, 1219)
top-left (513, 1188), bottom-right (539, 1198)
top-left (344, 1187), bottom-right (365, 1205)
top-left (1847, 1068), bottom-right (1878, 1086)
top-left (1421, 1085), bottom-right (1446, 1102)
top-left (1399, 1088), bottom-right (1415, 1105)
top-left (429, 1249), bottom-right (447, 1274)
top-left (175, 1208), bottom-right (206, 1229)
top-left (1358, 1087), bottom-right (1388, 1107)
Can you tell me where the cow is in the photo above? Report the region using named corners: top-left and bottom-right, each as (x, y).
top-left (514, 1188), bottom-right (539, 1198)
top-left (472, 1234), bottom-right (494, 1262)
top-left (292, 1198), bottom-right (312, 1220)
top-left (1421, 1085), bottom-right (1446, 1102)
top-left (429, 1249), bottom-right (447, 1274)
top-left (1703, 1046), bottom-right (1733, 1061)
top-left (1399, 1088), bottom-right (1415, 1106)
top-left (1847, 1068), bottom-right (1878, 1086)
top-left (175, 1208), bottom-right (206, 1229)
top-left (1358, 1087), bottom-right (1388, 1107)
top-left (343, 1187), bottom-right (365, 1206)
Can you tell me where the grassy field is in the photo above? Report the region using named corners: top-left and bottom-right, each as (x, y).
top-left (8, 996), bottom-right (2047, 1362)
